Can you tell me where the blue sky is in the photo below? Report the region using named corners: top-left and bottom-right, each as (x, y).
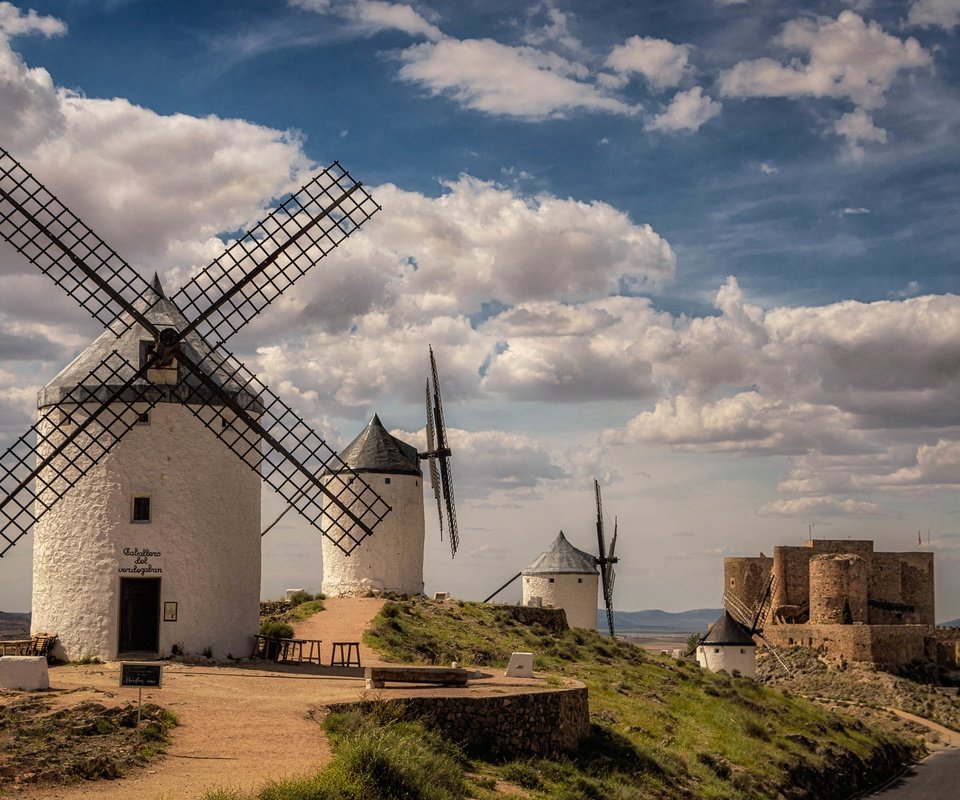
top-left (2, 0), bottom-right (960, 620)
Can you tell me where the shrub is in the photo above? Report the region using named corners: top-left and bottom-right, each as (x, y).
top-left (260, 621), bottom-right (294, 639)
top-left (287, 590), bottom-right (314, 606)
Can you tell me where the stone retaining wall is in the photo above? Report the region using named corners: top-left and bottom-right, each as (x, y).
top-left (328, 685), bottom-right (589, 757)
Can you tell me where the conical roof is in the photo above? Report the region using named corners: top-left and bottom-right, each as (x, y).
top-left (523, 531), bottom-right (598, 575)
top-left (701, 611), bottom-right (756, 646)
top-left (336, 415), bottom-right (421, 476)
top-left (38, 275), bottom-right (257, 409)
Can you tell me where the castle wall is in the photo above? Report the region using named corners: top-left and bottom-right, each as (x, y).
top-left (806, 539), bottom-right (874, 557)
top-left (32, 403), bottom-right (261, 661)
top-left (522, 573), bottom-right (598, 630)
top-left (764, 624), bottom-right (928, 667)
top-left (321, 472), bottom-right (425, 597)
top-left (773, 545), bottom-right (813, 612)
top-left (898, 553), bottom-right (935, 625)
top-left (724, 556), bottom-right (772, 619)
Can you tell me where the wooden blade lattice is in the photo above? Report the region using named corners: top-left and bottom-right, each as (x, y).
top-left (425, 382), bottom-right (443, 538)
top-left (430, 350), bottom-right (459, 558)
top-left (0, 148), bottom-right (154, 334)
top-left (173, 162), bottom-right (381, 346)
top-left (0, 354), bottom-right (157, 556)
top-left (176, 347), bottom-right (391, 553)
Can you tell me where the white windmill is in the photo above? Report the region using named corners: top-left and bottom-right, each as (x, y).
top-left (0, 147), bottom-right (390, 660)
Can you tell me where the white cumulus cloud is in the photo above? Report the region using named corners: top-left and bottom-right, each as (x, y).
top-left (646, 87), bottom-right (722, 133)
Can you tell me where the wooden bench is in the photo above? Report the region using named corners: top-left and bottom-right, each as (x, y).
top-left (365, 665), bottom-right (468, 689)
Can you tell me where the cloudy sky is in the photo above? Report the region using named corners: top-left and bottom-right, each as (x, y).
top-left (2, 0), bottom-right (960, 621)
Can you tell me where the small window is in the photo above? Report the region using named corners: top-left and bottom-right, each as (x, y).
top-left (740, 648), bottom-right (745, 654)
top-left (548, 578), bottom-right (554, 583)
top-left (385, 477), bottom-right (391, 485)
top-left (132, 496), bottom-right (151, 523)
top-left (577, 578), bottom-right (583, 583)
top-left (136, 411), bottom-right (150, 425)
top-left (714, 648), bottom-right (720, 654)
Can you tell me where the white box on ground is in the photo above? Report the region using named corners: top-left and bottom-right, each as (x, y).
top-left (505, 652), bottom-right (534, 678)
top-left (0, 656), bottom-right (49, 690)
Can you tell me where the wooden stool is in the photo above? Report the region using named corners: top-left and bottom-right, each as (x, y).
top-left (330, 641), bottom-right (361, 667)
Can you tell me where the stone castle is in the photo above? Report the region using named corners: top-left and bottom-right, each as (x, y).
top-left (724, 539), bottom-right (958, 668)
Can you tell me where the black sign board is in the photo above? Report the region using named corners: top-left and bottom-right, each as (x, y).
top-left (120, 661), bottom-right (163, 688)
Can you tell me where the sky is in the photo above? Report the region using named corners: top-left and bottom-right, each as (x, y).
top-left (1, 0), bottom-right (960, 621)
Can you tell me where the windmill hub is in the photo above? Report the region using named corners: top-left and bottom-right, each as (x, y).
top-left (158, 328), bottom-right (179, 348)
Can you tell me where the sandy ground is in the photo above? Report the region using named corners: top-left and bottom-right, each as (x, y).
top-left (6, 598), bottom-right (560, 800)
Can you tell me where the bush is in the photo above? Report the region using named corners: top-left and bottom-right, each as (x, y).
top-left (259, 621), bottom-right (294, 639)
top-left (287, 590), bottom-right (314, 606)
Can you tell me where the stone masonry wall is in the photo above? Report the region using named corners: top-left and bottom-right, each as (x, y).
top-left (765, 624), bottom-right (928, 666)
top-left (327, 686), bottom-right (590, 758)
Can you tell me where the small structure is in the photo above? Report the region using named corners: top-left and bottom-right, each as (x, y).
top-left (522, 532), bottom-right (599, 630)
top-left (696, 611), bottom-right (757, 679)
top-left (321, 416), bottom-right (425, 596)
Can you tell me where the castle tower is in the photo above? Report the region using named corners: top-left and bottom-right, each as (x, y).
top-left (522, 531), bottom-right (599, 630)
top-left (31, 278), bottom-right (261, 662)
top-left (321, 416), bottom-right (425, 596)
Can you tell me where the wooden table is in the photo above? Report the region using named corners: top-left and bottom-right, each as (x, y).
top-left (0, 639), bottom-right (33, 656)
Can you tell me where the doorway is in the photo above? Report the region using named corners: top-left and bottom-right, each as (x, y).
top-left (118, 578), bottom-right (161, 654)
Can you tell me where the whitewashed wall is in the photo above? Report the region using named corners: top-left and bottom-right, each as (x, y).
top-left (32, 403), bottom-right (261, 661)
top-left (696, 644), bottom-right (757, 679)
top-left (522, 572), bottom-right (599, 630)
top-left (321, 472), bottom-right (425, 596)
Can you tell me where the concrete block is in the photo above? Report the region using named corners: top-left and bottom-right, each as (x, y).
top-left (0, 656), bottom-right (49, 690)
top-left (505, 651), bottom-right (534, 678)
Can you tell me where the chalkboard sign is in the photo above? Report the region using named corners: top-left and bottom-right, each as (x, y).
top-left (120, 662), bottom-right (163, 688)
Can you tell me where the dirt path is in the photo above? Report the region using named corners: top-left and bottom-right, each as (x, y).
top-left (8, 598), bottom-right (557, 799)
top-left (291, 597), bottom-right (386, 667)
top-left (886, 708), bottom-right (960, 747)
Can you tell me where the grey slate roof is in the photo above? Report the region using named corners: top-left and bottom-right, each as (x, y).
top-left (38, 275), bottom-right (257, 409)
top-left (701, 611), bottom-right (756, 646)
top-left (523, 531), bottom-right (598, 575)
top-left (335, 415), bottom-right (421, 476)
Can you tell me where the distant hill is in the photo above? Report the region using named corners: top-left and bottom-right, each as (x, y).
top-left (0, 611), bottom-right (30, 639)
top-left (600, 608), bottom-right (724, 633)
top-left (939, 618), bottom-right (960, 628)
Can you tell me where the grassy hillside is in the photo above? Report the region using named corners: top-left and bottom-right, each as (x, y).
top-left (362, 599), bottom-right (920, 800)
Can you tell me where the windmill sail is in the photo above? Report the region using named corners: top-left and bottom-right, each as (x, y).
top-left (0, 145), bottom-right (390, 557)
top-left (421, 346), bottom-right (459, 558)
top-left (594, 479), bottom-right (619, 637)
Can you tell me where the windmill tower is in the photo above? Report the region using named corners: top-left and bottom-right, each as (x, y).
top-left (489, 479), bottom-right (620, 633)
top-left (320, 415), bottom-right (425, 596)
top-left (522, 532), bottom-right (599, 630)
top-left (319, 346), bottom-right (459, 596)
top-left (695, 611), bottom-right (758, 679)
top-left (0, 147), bottom-right (390, 661)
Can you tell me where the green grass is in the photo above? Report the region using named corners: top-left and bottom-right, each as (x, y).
top-left (285, 599), bottom-right (326, 622)
top-left (208, 599), bottom-right (923, 800)
top-left (362, 599), bottom-right (922, 799)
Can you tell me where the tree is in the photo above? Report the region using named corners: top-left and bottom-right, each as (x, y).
top-left (841, 599), bottom-right (853, 625)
